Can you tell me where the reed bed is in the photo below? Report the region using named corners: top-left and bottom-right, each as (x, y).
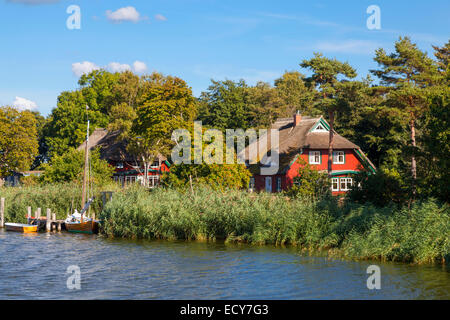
top-left (100, 187), bottom-right (450, 265)
top-left (0, 183), bottom-right (121, 223)
top-left (1, 184), bottom-right (448, 264)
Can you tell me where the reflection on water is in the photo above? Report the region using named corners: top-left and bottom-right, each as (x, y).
top-left (0, 229), bottom-right (449, 299)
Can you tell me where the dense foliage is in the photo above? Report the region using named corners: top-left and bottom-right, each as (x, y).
top-left (39, 148), bottom-right (115, 185)
top-left (0, 36), bottom-right (448, 204)
top-left (0, 107), bottom-right (38, 177)
top-left (0, 182), bottom-right (121, 223)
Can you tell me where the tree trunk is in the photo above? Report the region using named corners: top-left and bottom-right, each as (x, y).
top-left (144, 161), bottom-right (149, 188)
top-left (327, 110), bottom-right (335, 178)
top-left (410, 117), bottom-right (417, 199)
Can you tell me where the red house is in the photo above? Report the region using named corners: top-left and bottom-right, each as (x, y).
top-left (78, 129), bottom-right (171, 188)
top-left (245, 113), bottom-right (375, 195)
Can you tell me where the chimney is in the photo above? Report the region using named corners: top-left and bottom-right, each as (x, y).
top-left (293, 111), bottom-right (302, 127)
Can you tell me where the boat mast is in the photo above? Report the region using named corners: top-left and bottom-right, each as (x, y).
top-left (81, 105), bottom-right (90, 212)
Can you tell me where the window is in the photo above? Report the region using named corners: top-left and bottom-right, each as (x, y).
top-left (151, 160), bottom-right (160, 168)
top-left (116, 162), bottom-right (124, 169)
top-left (340, 178), bottom-right (353, 191)
top-left (312, 124), bottom-right (327, 132)
top-left (265, 177), bottom-right (272, 193)
top-left (333, 151), bottom-right (345, 164)
top-left (276, 177), bottom-right (282, 192)
top-left (331, 178), bottom-right (339, 192)
top-left (309, 151), bottom-right (321, 164)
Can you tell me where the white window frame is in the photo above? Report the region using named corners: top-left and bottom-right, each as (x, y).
top-left (116, 162), bottom-right (124, 169)
top-left (312, 124), bottom-right (327, 132)
top-left (340, 177), bottom-right (353, 191)
top-left (331, 178), bottom-right (339, 192)
top-left (333, 151), bottom-right (345, 164)
top-left (309, 151), bottom-right (321, 164)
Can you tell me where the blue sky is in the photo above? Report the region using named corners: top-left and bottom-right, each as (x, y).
top-left (0, 0), bottom-right (448, 116)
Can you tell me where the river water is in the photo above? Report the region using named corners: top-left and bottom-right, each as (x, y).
top-left (0, 229), bottom-right (449, 300)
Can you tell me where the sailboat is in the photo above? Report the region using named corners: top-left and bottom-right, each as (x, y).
top-left (65, 106), bottom-right (99, 235)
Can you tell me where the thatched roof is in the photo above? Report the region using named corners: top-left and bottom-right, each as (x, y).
top-left (242, 115), bottom-right (374, 175)
top-left (77, 129), bottom-right (167, 163)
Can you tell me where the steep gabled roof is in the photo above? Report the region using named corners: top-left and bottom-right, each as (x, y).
top-left (77, 129), bottom-right (167, 163)
top-left (243, 115), bottom-right (373, 175)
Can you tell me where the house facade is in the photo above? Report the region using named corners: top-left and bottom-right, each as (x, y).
top-left (78, 129), bottom-right (170, 188)
top-left (245, 113), bottom-right (375, 196)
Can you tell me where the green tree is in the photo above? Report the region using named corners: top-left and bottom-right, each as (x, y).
top-left (370, 36), bottom-right (440, 198)
top-left (274, 71), bottom-right (318, 116)
top-left (419, 87), bottom-right (449, 201)
top-left (285, 158), bottom-right (330, 200)
top-left (0, 107), bottom-right (38, 177)
top-left (162, 163), bottom-right (251, 191)
top-left (131, 72), bottom-right (197, 186)
top-left (39, 148), bottom-right (114, 185)
top-left (300, 53), bottom-right (357, 177)
top-left (198, 79), bottom-right (251, 130)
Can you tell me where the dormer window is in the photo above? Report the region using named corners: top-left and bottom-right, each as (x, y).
top-left (312, 124), bottom-right (327, 132)
top-left (151, 160), bottom-right (160, 168)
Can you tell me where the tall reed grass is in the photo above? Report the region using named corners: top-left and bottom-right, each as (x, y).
top-left (100, 187), bottom-right (449, 265)
top-left (2, 184), bottom-right (448, 265)
top-left (0, 183), bottom-right (121, 223)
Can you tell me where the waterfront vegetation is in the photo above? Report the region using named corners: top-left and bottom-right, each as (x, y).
top-left (99, 186), bottom-right (449, 265)
top-left (1, 183), bottom-right (448, 265)
top-left (0, 183), bottom-right (121, 223)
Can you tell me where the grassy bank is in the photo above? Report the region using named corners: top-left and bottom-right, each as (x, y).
top-left (100, 187), bottom-right (450, 265)
top-left (0, 183), bottom-right (121, 223)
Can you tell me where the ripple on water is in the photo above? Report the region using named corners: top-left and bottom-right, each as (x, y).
top-left (0, 230), bottom-right (449, 299)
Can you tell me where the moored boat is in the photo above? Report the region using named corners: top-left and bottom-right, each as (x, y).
top-left (65, 105), bottom-right (100, 235)
top-left (5, 223), bottom-right (38, 233)
top-left (65, 219), bottom-right (99, 234)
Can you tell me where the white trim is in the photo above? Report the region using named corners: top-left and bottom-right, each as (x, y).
top-left (339, 177), bottom-right (353, 191)
top-left (331, 178), bottom-right (339, 191)
top-left (311, 123), bottom-right (328, 132)
top-left (309, 151), bottom-right (321, 164)
top-left (333, 151), bottom-right (345, 164)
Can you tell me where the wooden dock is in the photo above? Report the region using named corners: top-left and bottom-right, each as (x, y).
top-left (0, 198), bottom-right (65, 232)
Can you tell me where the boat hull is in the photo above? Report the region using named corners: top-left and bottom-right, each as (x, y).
top-left (66, 220), bottom-right (99, 234)
top-left (5, 223), bottom-right (38, 233)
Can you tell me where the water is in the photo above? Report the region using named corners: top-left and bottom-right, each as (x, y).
top-left (0, 229), bottom-right (449, 299)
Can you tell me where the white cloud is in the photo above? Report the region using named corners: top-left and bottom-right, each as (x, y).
top-left (133, 61), bottom-right (148, 73)
top-left (107, 62), bottom-right (131, 73)
top-left (71, 61), bottom-right (100, 77)
top-left (155, 14), bottom-right (167, 21)
top-left (12, 96), bottom-right (38, 111)
top-left (106, 6), bottom-right (141, 23)
top-left (72, 61), bottom-right (149, 77)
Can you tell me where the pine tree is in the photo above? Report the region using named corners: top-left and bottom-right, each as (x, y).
top-left (300, 53), bottom-right (357, 177)
top-left (370, 36), bottom-right (440, 199)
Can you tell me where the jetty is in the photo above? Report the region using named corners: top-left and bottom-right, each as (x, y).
top-left (0, 197), bottom-right (65, 232)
